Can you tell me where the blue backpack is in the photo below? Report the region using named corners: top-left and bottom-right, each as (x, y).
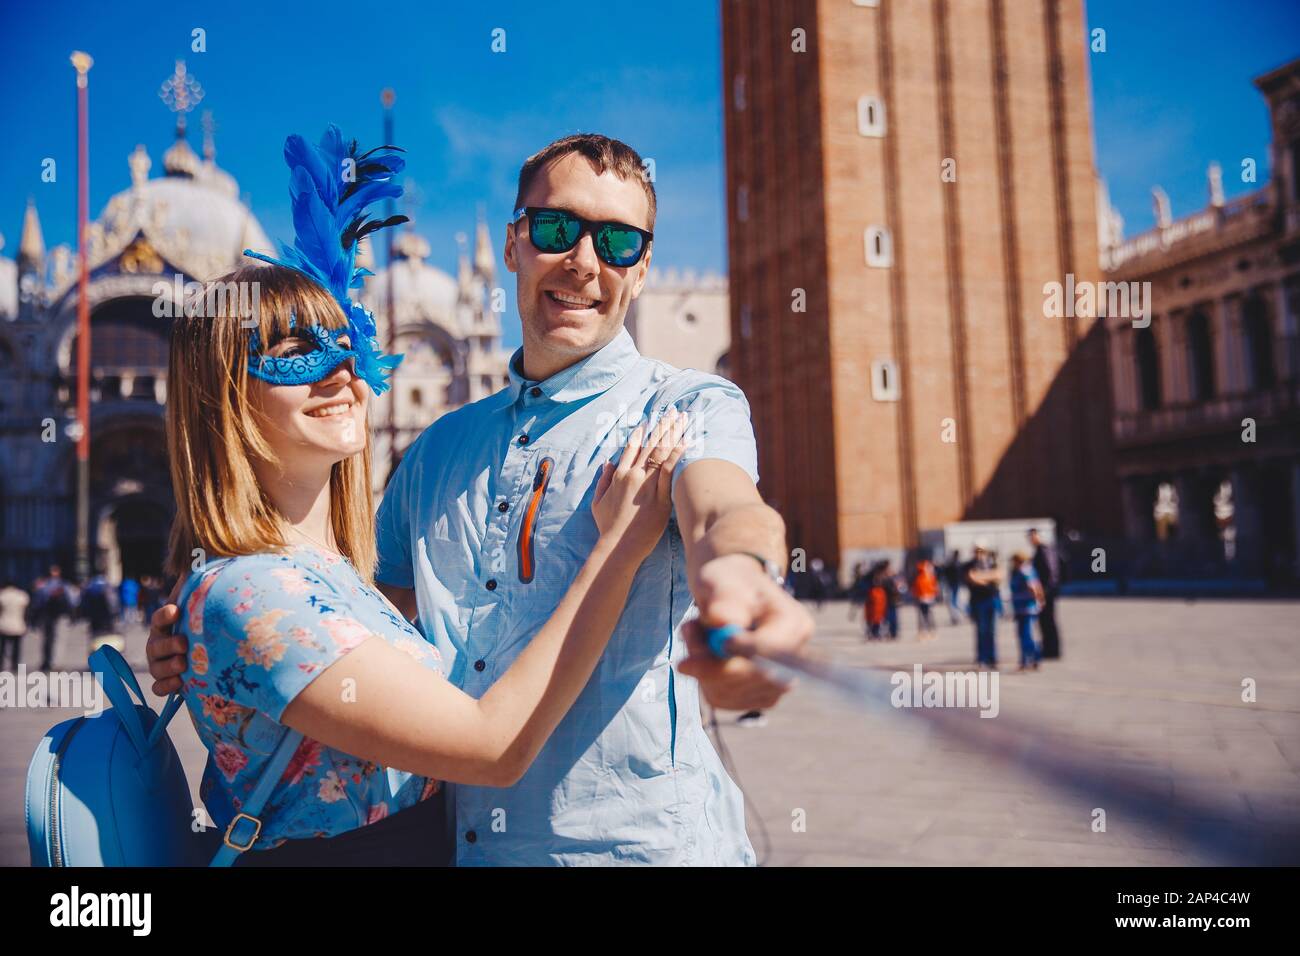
top-left (25, 643), bottom-right (301, 867)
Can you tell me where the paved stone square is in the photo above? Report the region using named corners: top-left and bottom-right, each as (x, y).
top-left (2, 597), bottom-right (1297, 865)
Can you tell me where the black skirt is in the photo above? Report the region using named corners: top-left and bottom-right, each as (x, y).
top-left (233, 790), bottom-right (451, 867)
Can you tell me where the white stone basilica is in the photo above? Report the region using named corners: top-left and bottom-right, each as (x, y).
top-left (0, 118), bottom-right (509, 585)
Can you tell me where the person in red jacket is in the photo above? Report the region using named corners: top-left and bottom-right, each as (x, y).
top-left (865, 562), bottom-right (888, 640)
top-left (912, 558), bottom-right (939, 640)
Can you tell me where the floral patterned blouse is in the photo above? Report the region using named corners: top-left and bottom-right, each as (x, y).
top-left (177, 545), bottom-right (444, 851)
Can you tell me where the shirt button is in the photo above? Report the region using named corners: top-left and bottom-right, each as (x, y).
top-left (465, 830), bottom-right (477, 844)
top-left (497, 501), bottom-right (509, 513)
top-left (518, 434), bottom-right (530, 445)
top-left (474, 659), bottom-right (486, 672)
top-left (486, 579), bottom-right (497, 591)
top-left (529, 386), bottom-right (542, 398)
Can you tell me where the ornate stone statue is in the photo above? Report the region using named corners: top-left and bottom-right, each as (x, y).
top-left (1154, 481), bottom-right (1180, 540)
top-left (1208, 161), bottom-right (1225, 208)
top-left (128, 145), bottom-right (151, 188)
top-left (1152, 186), bottom-right (1172, 230)
top-left (1214, 479), bottom-right (1236, 560)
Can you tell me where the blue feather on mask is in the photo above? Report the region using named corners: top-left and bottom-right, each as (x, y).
top-left (243, 124), bottom-right (409, 394)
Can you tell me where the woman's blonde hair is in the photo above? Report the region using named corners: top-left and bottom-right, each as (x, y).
top-left (166, 264), bottom-right (376, 581)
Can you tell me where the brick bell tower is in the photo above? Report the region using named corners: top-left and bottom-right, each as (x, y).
top-left (721, 0), bottom-right (1117, 574)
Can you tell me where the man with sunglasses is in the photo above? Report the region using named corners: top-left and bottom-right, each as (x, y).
top-left (149, 133), bottom-right (811, 865)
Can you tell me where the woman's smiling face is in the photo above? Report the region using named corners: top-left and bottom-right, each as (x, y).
top-left (249, 329), bottom-right (370, 472)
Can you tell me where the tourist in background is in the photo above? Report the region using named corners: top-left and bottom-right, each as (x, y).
top-left (963, 543), bottom-right (1001, 669)
top-left (865, 561), bottom-right (887, 640)
top-left (1029, 528), bottom-right (1063, 659)
top-left (138, 576), bottom-right (162, 624)
top-left (78, 572), bottom-right (120, 653)
top-left (118, 576), bottom-right (139, 625)
top-left (808, 558), bottom-right (832, 611)
top-left (1009, 551), bottom-right (1044, 671)
top-left (942, 550), bottom-right (963, 624)
top-left (31, 565), bottom-right (72, 672)
top-left (847, 562), bottom-right (869, 622)
top-left (881, 561), bottom-right (902, 640)
top-left (912, 557), bottom-right (938, 640)
top-left (0, 581), bottom-right (29, 672)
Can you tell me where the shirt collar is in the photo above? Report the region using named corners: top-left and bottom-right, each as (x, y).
top-left (506, 327), bottom-right (641, 404)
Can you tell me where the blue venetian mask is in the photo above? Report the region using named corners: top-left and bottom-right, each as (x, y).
top-left (246, 314), bottom-right (358, 387)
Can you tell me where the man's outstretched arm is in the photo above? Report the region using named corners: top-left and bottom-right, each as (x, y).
top-left (672, 458), bottom-right (813, 710)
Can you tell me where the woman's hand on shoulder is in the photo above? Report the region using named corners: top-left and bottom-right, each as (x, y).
top-left (591, 408), bottom-right (689, 560)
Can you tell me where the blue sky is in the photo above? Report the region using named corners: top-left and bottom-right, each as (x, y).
top-left (1087, 0), bottom-right (1300, 234)
top-left (0, 0), bottom-right (725, 349)
top-left (1, 1), bottom-right (1297, 349)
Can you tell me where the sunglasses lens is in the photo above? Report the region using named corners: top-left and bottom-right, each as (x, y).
top-left (530, 211), bottom-right (580, 252)
top-left (596, 225), bottom-right (645, 266)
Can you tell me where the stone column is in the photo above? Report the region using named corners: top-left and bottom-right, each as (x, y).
top-left (1111, 325), bottom-right (1137, 413)
top-left (1252, 284), bottom-right (1280, 389)
top-left (1163, 309), bottom-right (1189, 404)
top-left (1230, 466), bottom-right (1263, 573)
top-left (1148, 313), bottom-right (1169, 408)
top-left (1278, 276), bottom-right (1300, 382)
top-left (1120, 477), bottom-right (1149, 542)
top-left (1217, 295), bottom-right (1246, 395)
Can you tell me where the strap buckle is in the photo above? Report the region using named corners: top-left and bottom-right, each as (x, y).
top-left (223, 812), bottom-right (263, 852)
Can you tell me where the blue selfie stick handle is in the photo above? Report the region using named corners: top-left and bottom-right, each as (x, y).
top-left (705, 622), bottom-right (744, 659)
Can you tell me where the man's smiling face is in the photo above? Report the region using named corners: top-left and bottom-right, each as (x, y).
top-left (504, 151), bottom-right (653, 380)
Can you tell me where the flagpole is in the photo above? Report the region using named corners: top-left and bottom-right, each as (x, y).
top-left (71, 51), bottom-right (93, 583)
top-left (381, 87), bottom-right (398, 477)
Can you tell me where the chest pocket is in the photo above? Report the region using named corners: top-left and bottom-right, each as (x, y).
top-left (518, 457), bottom-right (554, 583)
top-left (514, 445), bottom-right (606, 591)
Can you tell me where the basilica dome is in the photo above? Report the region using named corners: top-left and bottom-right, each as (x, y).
top-left (79, 136), bottom-right (272, 284)
top-left (360, 231), bottom-right (460, 333)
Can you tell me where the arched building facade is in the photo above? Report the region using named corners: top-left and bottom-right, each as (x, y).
top-left (0, 118), bottom-right (510, 585)
top-left (1101, 58), bottom-right (1300, 582)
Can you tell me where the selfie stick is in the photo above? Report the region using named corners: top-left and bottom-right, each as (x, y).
top-left (700, 622), bottom-right (1300, 864)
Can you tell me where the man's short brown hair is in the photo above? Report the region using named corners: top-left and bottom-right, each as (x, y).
top-left (514, 133), bottom-right (657, 230)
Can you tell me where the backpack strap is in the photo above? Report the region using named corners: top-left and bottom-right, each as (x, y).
top-left (88, 645), bottom-right (153, 756)
top-left (146, 694), bottom-right (185, 748)
top-left (209, 727), bottom-right (304, 867)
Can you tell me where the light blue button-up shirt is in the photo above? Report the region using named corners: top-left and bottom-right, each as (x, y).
top-left (375, 327), bottom-right (758, 865)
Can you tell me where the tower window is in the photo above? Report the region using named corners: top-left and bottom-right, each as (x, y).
top-left (857, 96), bottom-right (886, 137)
top-left (865, 226), bottom-right (892, 267)
top-left (871, 359), bottom-right (900, 401)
